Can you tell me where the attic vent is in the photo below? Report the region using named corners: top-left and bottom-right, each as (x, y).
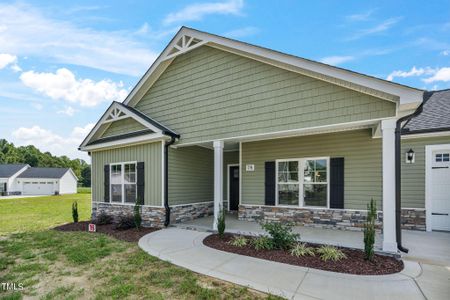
top-left (105, 108), bottom-right (128, 123)
top-left (164, 35), bottom-right (205, 60)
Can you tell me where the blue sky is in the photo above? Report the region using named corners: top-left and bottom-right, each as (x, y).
top-left (0, 0), bottom-right (449, 161)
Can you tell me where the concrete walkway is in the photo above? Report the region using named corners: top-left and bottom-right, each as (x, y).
top-left (139, 228), bottom-right (450, 300)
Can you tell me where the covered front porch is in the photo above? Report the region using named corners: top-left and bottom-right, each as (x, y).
top-left (174, 213), bottom-right (450, 266)
top-left (173, 118), bottom-right (399, 252)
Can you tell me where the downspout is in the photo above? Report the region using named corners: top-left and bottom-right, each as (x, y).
top-left (395, 91), bottom-right (430, 253)
top-left (164, 135), bottom-right (177, 227)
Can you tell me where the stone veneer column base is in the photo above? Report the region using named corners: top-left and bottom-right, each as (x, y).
top-left (92, 202), bottom-right (165, 228)
top-left (170, 202), bottom-right (214, 224)
top-left (238, 205), bottom-right (426, 231)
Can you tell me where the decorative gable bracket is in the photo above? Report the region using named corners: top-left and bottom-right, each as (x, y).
top-left (79, 101), bottom-right (179, 151)
top-left (104, 107), bottom-right (128, 123)
top-left (163, 35), bottom-right (206, 61)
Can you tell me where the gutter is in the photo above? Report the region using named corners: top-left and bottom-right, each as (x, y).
top-left (395, 91), bottom-right (431, 253)
top-left (164, 136), bottom-right (178, 227)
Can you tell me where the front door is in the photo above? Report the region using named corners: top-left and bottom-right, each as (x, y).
top-left (229, 166), bottom-right (239, 211)
top-left (431, 150), bottom-right (450, 231)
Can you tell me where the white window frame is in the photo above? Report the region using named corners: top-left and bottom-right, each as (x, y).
top-left (110, 161), bottom-right (137, 204)
top-left (275, 157), bottom-right (330, 208)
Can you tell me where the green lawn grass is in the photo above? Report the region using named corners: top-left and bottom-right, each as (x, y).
top-left (77, 187), bottom-right (91, 194)
top-left (0, 231), bottom-right (279, 299)
top-left (0, 193), bottom-right (280, 299)
top-left (0, 194), bottom-right (91, 235)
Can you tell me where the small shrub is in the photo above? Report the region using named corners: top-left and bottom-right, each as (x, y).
top-left (290, 243), bottom-right (315, 257)
top-left (217, 209), bottom-right (226, 237)
top-left (228, 236), bottom-right (248, 247)
top-left (134, 199), bottom-right (142, 229)
top-left (115, 214), bottom-right (135, 230)
top-left (364, 198), bottom-right (377, 261)
top-left (95, 212), bottom-right (113, 225)
top-left (252, 236), bottom-right (273, 251)
top-left (316, 245), bottom-right (347, 261)
top-left (261, 222), bottom-right (300, 250)
top-left (72, 201), bottom-right (78, 223)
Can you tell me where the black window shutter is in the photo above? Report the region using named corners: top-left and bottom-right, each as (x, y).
top-left (104, 164), bottom-right (110, 202)
top-left (330, 157), bottom-right (344, 209)
top-left (265, 161), bottom-right (276, 206)
top-left (137, 162), bottom-right (145, 205)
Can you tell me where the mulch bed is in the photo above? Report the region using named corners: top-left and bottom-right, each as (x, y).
top-left (54, 221), bottom-right (159, 242)
top-left (203, 233), bottom-right (403, 275)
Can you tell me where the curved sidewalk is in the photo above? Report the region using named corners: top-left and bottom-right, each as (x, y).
top-left (139, 228), bottom-right (428, 300)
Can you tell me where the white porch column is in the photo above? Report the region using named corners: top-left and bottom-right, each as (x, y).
top-left (381, 119), bottom-right (397, 252)
top-left (213, 140), bottom-right (224, 230)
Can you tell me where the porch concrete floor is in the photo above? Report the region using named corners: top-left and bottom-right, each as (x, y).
top-left (173, 214), bottom-right (450, 266)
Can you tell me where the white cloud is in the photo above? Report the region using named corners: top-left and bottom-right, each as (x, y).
top-left (346, 17), bottom-right (402, 41)
top-left (441, 50), bottom-right (450, 56)
top-left (20, 68), bottom-right (128, 107)
top-left (386, 66), bottom-right (450, 84)
top-left (11, 123), bottom-right (94, 160)
top-left (71, 123), bottom-right (95, 139)
top-left (163, 0), bottom-right (244, 25)
top-left (386, 66), bottom-right (436, 81)
top-left (57, 106), bottom-right (77, 116)
top-left (31, 103), bottom-right (43, 111)
top-left (423, 67), bottom-right (450, 83)
top-left (346, 9), bottom-right (376, 22)
top-left (0, 53), bottom-right (19, 70)
top-left (320, 55), bottom-right (355, 66)
top-left (0, 3), bottom-right (158, 76)
top-left (223, 26), bottom-right (259, 38)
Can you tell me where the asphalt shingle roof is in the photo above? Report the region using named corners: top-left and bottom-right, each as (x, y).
top-left (403, 89), bottom-right (450, 134)
top-left (0, 164), bottom-right (28, 178)
top-left (17, 167), bottom-right (70, 179)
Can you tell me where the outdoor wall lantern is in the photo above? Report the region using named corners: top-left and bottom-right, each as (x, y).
top-left (405, 148), bottom-right (415, 164)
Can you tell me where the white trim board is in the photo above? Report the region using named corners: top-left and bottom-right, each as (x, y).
top-left (84, 134), bottom-right (168, 152)
top-left (425, 143), bottom-right (450, 232)
top-left (172, 118), bottom-right (387, 149)
top-left (401, 131), bottom-right (450, 140)
top-left (124, 27), bottom-right (423, 108)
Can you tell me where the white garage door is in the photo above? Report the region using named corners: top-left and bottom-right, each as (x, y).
top-left (23, 182), bottom-right (54, 195)
top-left (430, 150), bottom-right (450, 231)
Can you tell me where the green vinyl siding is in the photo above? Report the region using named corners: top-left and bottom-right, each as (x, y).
top-left (224, 151), bottom-right (239, 200)
top-left (101, 118), bottom-right (147, 138)
top-left (168, 146), bottom-right (213, 205)
top-left (91, 142), bottom-right (162, 206)
top-left (401, 136), bottom-right (450, 209)
top-left (135, 46), bottom-right (396, 144)
top-left (241, 129), bottom-right (383, 210)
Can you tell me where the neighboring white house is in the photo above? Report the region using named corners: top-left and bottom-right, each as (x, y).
top-left (0, 164), bottom-right (78, 196)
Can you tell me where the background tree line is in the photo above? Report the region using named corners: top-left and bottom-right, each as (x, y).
top-left (0, 139), bottom-right (91, 187)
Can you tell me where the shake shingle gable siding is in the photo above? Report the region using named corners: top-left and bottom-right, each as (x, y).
top-left (403, 89), bottom-right (450, 134)
top-left (17, 167), bottom-right (69, 179)
top-left (0, 164), bottom-right (28, 178)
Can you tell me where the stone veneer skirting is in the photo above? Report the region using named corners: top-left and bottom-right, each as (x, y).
top-left (170, 202), bottom-right (214, 223)
top-left (92, 202), bottom-right (166, 227)
top-left (92, 201), bottom-right (214, 228)
top-left (238, 205), bottom-right (426, 231)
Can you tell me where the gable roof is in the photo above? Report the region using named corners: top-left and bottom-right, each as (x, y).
top-left (0, 164), bottom-right (28, 178)
top-left (79, 101), bottom-right (179, 151)
top-left (403, 89), bottom-right (450, 134)
top-left (123, 27), bottom-right (424, 108)
top-left (17, 167), bottom-right (72, 179)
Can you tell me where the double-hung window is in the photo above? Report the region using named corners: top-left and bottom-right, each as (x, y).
top-left (276, 157), bottom-right (329, 208)
top-left (110, 162), bottom-right (137, 204)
